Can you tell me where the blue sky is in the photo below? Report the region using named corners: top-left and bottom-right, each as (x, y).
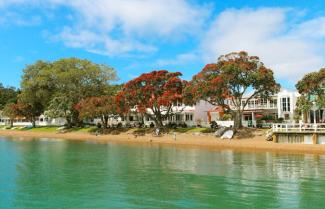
top-left (1, 0), bottom-right (325, 89)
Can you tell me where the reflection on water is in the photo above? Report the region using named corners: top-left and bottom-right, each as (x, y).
top-left (0, 137), bottom-right (325, 209)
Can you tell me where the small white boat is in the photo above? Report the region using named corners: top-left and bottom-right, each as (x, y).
top-left (221, 130), bottom-right (234, 139)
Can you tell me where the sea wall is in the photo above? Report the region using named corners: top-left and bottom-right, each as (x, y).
top-left (274, 133), bottom-right (325, 144)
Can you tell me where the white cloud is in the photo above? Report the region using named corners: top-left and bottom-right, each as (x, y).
top-left (0, 0), bottom-right (210, 55)
top-left (155, 52), bottom-right (200, 67)
top-left (201, 8), bottom-right (325, 82)
top-left (55, 27), bottom-right (157, 56)
top-left (56, 0), bottom-right (209, 56)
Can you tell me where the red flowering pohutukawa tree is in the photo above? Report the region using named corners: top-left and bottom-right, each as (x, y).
top-left (116, 70), bottom-right (184, 128)
top-left (184, 51), bottom-right (280, 130)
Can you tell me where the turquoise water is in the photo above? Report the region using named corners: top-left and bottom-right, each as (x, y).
top-left (1, 137), bottom-right (325, 209)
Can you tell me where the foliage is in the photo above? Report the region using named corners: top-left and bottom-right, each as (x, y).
top-left (220, 113), bottom-right (232, 121)
top-left (76, 96), bottom-right (118, 128)
top-left (19, 61), bottom-right (54, 124)
top-left (2, 102), bottom-right (38, 127)
top-left (295, 95), bottom-right (312, 122)
top-left (2, 103), bottom-right (21, 127)
top-left (184, 51), bottom-right (280, 129)
top-left (260, 115), bottom-right (275, 122)
top-left (296, 68), bottom-right (325, 108)
top-left (0, 84), bottom-right (19, 109)
top-left (49, 58), bottom-right (117, 126)
top-left (116, 70), bottom-right (184, 127)
top-left (16, 103), bottom-right (40, 127)
top-left (20, 58), bottom-right (117, 127)
top-left (44, 96), bottom-right (73, 125)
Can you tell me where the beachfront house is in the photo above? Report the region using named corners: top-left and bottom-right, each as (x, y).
top-left (238, 89), bottom-right (299, 127)
top-left (0, 113), bottom-right (66, 127)
top-left (108, 89), bottom-right (301, 128)
top-left (105, 100), bottom-right (212, 128)
top-left (206, 89), bottom-right (300, 128)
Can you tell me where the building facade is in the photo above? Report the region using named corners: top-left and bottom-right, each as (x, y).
top-left (0, 90), bottom-right (303, 128)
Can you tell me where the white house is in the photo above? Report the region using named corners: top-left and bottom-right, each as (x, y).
top-left (205, 89), bottom-right (300, 128)
top-left (0, 113), bottom-right (66, 127)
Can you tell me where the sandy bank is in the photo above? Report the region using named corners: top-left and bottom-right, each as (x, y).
top-left (0, 129), bottom-right (325, 155)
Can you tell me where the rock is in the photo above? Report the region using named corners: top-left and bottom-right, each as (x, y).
top-left (221, 130), bottom-right (234, 139)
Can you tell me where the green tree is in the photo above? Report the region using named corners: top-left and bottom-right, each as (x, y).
top-left (44, 96), bottom-right (74, 126)
top-left (296, 68), bottom-right (325, 108)
top-left (49, 58), bottom-right (117, 127)
top-left (0, 83), bottom-right (19, 109)
top-left (184, 51), bottom-right (280, 129)
top-left (19, 60), bottom-right (55, 127)
top-left (295, 96), bottom-right (312, 123)
top-left (20, 58), bottom-right (117, 127)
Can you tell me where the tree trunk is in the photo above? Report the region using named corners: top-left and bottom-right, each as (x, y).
top-left (10, 119), bottom-right (13, 128)
top-left (32, 119), bottom-right (36, 128)
top-left (71, 111), bottom-right (81, 127)
top-left (66, 116), bottom-right (72, 128)
top-left (233, 110), bottom-right (242, 130)
top-left (154, 113), bottom-right (164, 128)
top-left (101, 115), bottom-right (109, 129)
top-left (303, 110), bottom-right (308, 123)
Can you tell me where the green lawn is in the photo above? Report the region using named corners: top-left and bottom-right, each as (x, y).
top-left (4, 126), bottom-right (98, 133)
top-left (22, 126), bottom-right (60, 132)
top-left (65, 126), bottom-right (98, 133)
top-left (173, 127), bottom-right (214, 133)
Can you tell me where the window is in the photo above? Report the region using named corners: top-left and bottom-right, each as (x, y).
top-left (270, 99), bottom-right (277, 108)
top-left (281, 97), bottom-right (290, 112)
top-left (254, 100), bottom-right (259, 107)
top-left (241, 100), bottom-right (246, 107)
top-left (185, 114), bottom-right (193, 121)
top-left (260, 99), bottom-right (267, 108)
top-left (176, 114), bottom-right (182, 121)
top-left (248, 101), bottom-right (255, 109)
top-left (244, 115), bottom-right (252, 121)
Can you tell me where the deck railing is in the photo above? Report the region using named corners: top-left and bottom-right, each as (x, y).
top-left (272, 123), bottom-right (325, 133)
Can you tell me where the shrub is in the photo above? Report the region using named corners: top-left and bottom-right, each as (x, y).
top-left (117, 122), bottom-right (123, 128)
top-left (276, 117), bottom-right (284, 123)
top-left (133, 128), bottom-right (146, 136)
top-left (180, 122), bottom-right (187, 128)
top-left (210, 121), bottom-right (218, 129)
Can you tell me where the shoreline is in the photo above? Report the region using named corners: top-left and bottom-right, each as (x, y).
top-left (1, 129), bottom-right (325, 155)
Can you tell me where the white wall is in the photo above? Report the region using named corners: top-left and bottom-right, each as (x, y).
top-left (277, 89), bottom-right (300, 120)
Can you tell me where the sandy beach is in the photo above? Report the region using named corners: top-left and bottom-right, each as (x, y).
top-left (0, 129), bottom-right (325, 155)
